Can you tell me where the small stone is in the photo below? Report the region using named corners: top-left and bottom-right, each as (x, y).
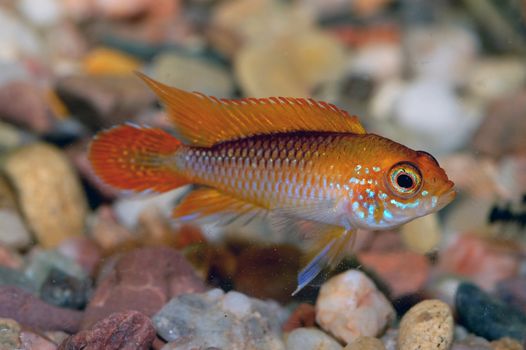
top-left (0, 286), bottom-right (82, 333)
top-left (357, 250), bottom-right (430, 298)
top-left (343, 336), bottom-right (385, 350)
top-left (316, 269), bottom-right (395, 344)
top-left (437, 234), bottom-right (520, 291)
top-left (467, 57), bottom-right (526, 101)
top-left (0, 210), bottom-right (32, 250)
top-left (398, 300), bottom-right (454, 350)
top-left (497, 278), bottom-right (526, 314)
top-left (490, 338), bottom-right (524, 350)
top-left (83, 47), bottom-right (142, 76)
top-left (471, 90), bottom-right (526, 157)
top-left (3, 143), bottom-right (87, 248)
top-left (234, 245), bottom-right (301, 303)
top-left (400, 214), bottom-right (442, 254)
top-left (56, 75), bottom-right (155, 130)
top-left (56, 237), bottom-right (102, 276)
top-left (24, 249), bottom-right (88, 292)
top-left (0, 318), bottom-right (21, 349)
top-left (82, 246), bottom-right (207, 329)
top-left (380, 329), bottom-right (398, 350)
top-left (153, 289), bottom-right (287, 349)
top-left (235, 29), bottom-right (346, 98)
top-left (0, 266), bottom-right (36, 294)
top-left (88, 206), bottom-right (137, 251)
top-left (58, 311), bottom-right (156, 350)
top-left (44, 331), bottom-right (70, 346)
top-left (0, 81), bottom-right (54, 134)
top-left (152, 53), bottom-right (235, 97)
top-left (17, 0), bottom-right (63, 27)
top-left (451, 335), bottom-right (492, 350)
top-left (286, 328), bottom-right (342, 350)
top-left (0, 245), bottom-right (23, 270)
top-left (40, 268), bottom-right (91, 309)
top-left (20, 330), bottom-right (58, 350)
top-left (282, 303), bottom-right (316, 332)
top-left (456, 282), bottom-right (526, 342)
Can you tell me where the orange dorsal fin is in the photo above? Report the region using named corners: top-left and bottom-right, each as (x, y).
top-left (137, 73), bottom-right (366, 147)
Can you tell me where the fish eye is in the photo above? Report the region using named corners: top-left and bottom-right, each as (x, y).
top-left (387, 162), bottom-right (422, 198)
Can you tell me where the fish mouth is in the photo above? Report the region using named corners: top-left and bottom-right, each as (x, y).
top-left (437, 181), bottom-right (456, 209)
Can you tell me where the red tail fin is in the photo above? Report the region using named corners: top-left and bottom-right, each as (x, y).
top-left (88, 124), bottom-right (188, 192)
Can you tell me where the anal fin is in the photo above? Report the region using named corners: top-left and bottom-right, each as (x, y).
top-left (292, 226), bottom-right (356, 296)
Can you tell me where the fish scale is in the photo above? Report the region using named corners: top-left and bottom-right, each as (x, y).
top-left (178, 133), bottom-right (346, 213)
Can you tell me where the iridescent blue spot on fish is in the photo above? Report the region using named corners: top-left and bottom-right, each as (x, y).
top-left (368, 204), bottom-right (375, 217)
top-left (355, 165), bottom-right (362, 172)
top-left (352, 201), bottom-right (359, 211)
top-left (379, 192), bottom-right (388, 200)
top-left (372, 166), bottom-right (381, 172)
top-left (383, 209), bottom-right (393, 220)
top-left (390, 199), bottom-right (420, 209)
top-left (422, 190), bottom-right (429, 197)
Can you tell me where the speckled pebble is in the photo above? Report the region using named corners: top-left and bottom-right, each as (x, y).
top-left (344, 336), bottom-right (386, 350)
top-left (398, 299), bottom-right (454, 350)
top-left (316, 269), bottom-right (395, 344)
top-left (286, 328), bottom-right (342, 350)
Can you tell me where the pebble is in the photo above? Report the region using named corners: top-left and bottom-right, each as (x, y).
top-left (24, 249), bottom-right (88, 292)
top-left (88, 205), bottom-right (137, 251)
top-left (343, 336), bottom-right (385, 350)
top-left (0, 286), bottom-right (82, 333)
top-left (17, 0), bottom-right (63, 27)
top-left (497, 277), bottom-right (526, 314)
top-left (3, 143), bottom-right (87, 248)
top-left (286, 328), bottom-right (342, 350)
top-left (153, 288), bottom-right (287, 349)
top-left (0, 266), bottom-right (37, 294)
top-left (0, 8), bottom-right (42, 61)
top-left (0, 245), bottom-right (24, 270)
top-left (83, 47), bottom-right (142, 76)
top-left (234, 245), bottom-right (301, 303)
top-left (0, 318), bottom-right (22, 349)
top-left (490, 338), bottom-right (525, 350)
top-left (40, 267), bottom-right (91, 309)
top-left (451, 334), bottom-right (492, 350)
top-left (0, 81), bottom-right (55, 134)
top-left (315, 269), bottom-right (395, 344)
top-left (56, 237), bottom-right (102, 276)
top-left (56, 74), bottom-right (155, 130)
top-left (235, 29), bottom-right (346, 98)
top-left (357, 250), bottom-right (430, 298)
top-left (456, 282), bottom-right (526, 342)
top-left (398, 299), bottom-right (454, 350)
top-left (391, 78), bottom-right (478, 154)
top-left (20, 330), bottom-right (58, 350)
top-left (59, 311), bottom-right (156, 350)
top-left (467, 57), bottom-right (526, 101)
top-left (152, 53), bottom-right (235, 97)
top-left (282, 303), bottom-right (316, 332)
top-left (437, 234), bottom-right (521, 291)
top-left (0, 209), bottom-right (32, 250)
top-left (82, 246), bottom-right (207, 329)
top-left (400, 214), bottom-right (441, 254)
top-left (471, 90), bottom-right (526, 157)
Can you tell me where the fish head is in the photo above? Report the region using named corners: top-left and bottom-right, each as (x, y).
top-left (346, 138), bottom-right (455, 229)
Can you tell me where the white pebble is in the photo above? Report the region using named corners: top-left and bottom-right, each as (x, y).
top-left (286, 328), bottom-right (342, 350)
top-left (316, 270), bottom-right (395, 344)
top-left (222, 291), bottom-right (252, 318)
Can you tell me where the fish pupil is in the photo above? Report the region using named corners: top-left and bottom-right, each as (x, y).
top-left (397, 174), bottom-right (413, 189)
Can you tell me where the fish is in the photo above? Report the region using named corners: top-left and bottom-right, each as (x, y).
top-left (88, 73), bottom-right (456, 295)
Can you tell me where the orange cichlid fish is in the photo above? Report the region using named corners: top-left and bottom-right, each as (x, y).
top-left (89, 73), bottom-right (456, 294)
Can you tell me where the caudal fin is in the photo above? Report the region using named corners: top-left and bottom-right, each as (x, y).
top-left (88, 124), bottom-right (188, 192)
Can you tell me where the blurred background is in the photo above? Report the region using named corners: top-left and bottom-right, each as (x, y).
top-left (0, 0), bottom-right (525, 348)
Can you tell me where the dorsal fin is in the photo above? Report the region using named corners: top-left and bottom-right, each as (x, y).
top-left (137, 73), bottom-right (366, 147)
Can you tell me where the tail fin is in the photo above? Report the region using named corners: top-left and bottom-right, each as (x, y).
top-left (88, 124), bottom-right (188, 193)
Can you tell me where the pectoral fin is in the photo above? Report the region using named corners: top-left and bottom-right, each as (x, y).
top-left (293, 226), bottom-right (356, 296)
